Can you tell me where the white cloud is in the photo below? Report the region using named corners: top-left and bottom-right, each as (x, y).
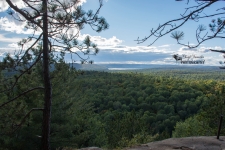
top-left (8, 43), bottom-right (20, 48)
top-left (100, 45), bottom-right (173, 54)
top-left (77, 0), bottom-right (87, 5)
top-left (96, 61), bottom-right (170, 65)
top-left (180, 48), bottom-right (197, 51)
top-left (79, 34), bottom-right (123, 46)
top-left (0, 34), bottom-right (22, 43)
top-left (203, 55), bottom-right (222, 66)
top-left (0, 48), bottom-right (18, 56)
top-left (0, 0), bottom-right (87, 35)
top-left (0, 0), bottom-right (87, 12)
top-left (78, 34), bottom-right (174, 54)
top-left (0, 17), bottom-right (38, 34)
top-left (178, 46), bottom-right (224, 54)
top-left (0, 0), bottom-right (25, 12)
top-left (0, 34), bottom-right (35, 56)
top-left (158, 44), bottom-right (170, 48)
top-left (198, 46), bottom-right (223, 53)
top-left (171, 48), bottom-right (224, 66)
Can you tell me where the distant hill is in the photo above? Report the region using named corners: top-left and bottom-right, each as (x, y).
top-left (69, 63), bottom-right (223, 71)
top-left (97, 63), bottom-right (221, 71)
top-left (2, 62), bottom-right (222, 73)
top-left (69, 63), bottom-right (108, 71)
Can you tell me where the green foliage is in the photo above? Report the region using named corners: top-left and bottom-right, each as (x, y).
top-left (75, 70), bottom-right (218, 137)
top-left (118, 133), bottom-right (157, 148)
top-left (173, 83), bottom-right (225, 138)
top-left (1, 0), bottom-right (110, 149)
top-left (172, 115), bottom-right (213, 138)
top-left (0, 61), bottom-right (98, 149)
top-left (104, 110), bottom-right (148, 148)
top-left (2, 65), bottom-right (225, 149)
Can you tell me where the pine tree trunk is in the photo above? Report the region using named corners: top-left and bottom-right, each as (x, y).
top-left (42, 0), bottom-right (52, 149)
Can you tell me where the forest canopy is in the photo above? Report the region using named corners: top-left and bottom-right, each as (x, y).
top-left (1, 61), bottom-right (225, 149)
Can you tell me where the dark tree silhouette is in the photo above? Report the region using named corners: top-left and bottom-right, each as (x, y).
top-left (0, 0), bottom-right (108, 149)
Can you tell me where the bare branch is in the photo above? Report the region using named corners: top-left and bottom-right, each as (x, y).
top-left (210, 49), bottom-right (225, 53)
top-left (13, 108), bottom-right (44, 133)
top-left (1, 50), bottom-right (43, 93)
top-left (136, 0), bottom-right (219, 46)
top-left (5, 0), bottom-right (42, 28)
top-left (0, 87), bottom-right (44, 108)
top-left (16, 33), bottom-right (43, 65)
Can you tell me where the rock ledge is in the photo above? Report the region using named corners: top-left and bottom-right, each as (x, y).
top-left (126, 136), bottom-right (225, 150)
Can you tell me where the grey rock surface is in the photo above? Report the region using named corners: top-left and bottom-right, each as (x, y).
top-left (80, 147), bottom-right (102, 150)
top-left (126, 136), bottom-right (225, 150)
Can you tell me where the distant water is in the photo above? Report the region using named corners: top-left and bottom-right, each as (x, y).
top-left (108, 68), bottom-right (142, 70)
top-left (99, 64), bottom-right (220, 71)
top-left (100, 64), bottom-right (167, 70)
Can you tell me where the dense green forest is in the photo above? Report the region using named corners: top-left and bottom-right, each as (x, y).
top-left (1, 61), bottom-right (225, 149)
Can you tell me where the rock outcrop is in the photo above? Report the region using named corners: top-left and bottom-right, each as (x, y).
top-left (126, 136), bottom-right (225, 150)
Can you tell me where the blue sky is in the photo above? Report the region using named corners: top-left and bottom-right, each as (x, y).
top-left (0, 0), bottom-right (224, 66)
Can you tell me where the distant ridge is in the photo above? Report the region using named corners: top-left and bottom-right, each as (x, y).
top-left (97, 64), bottom-right (221, 71)
top-left (68, 63), bottom-right (222, 71)
top-left (69, 63), bottom-right (108, 71)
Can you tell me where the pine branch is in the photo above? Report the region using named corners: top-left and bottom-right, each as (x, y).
top-left (136, 0), bottom-right (219, 46)
top-left (13, 108), bottom-right (44, 133)
top-left (6, 0), bottom-right (42, 28)
top-left (0, 87), bottom-right (44, 108)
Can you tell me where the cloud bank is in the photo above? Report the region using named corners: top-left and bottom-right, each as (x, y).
top-left (0, 1), bottom-right (224, 66)
top-left (0, 0), bottom-right (87, 12)
top-left (1, 30), bottom-right (224, 66)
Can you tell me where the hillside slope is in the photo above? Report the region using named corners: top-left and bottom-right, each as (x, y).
top-left (69, 63), bottom-right (108, 70)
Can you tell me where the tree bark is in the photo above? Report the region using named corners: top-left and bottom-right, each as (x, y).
top-left (42, 0), bottom-right (52, 149)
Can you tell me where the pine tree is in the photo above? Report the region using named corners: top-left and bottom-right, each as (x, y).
top-left (0, 0), bottom-right (108, 149)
